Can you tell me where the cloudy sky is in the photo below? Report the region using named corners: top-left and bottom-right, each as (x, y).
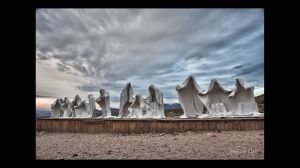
top-left (36, 9), bottom-right (264, 110)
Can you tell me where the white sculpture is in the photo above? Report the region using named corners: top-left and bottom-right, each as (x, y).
top-left (71, 95), bottom-right (82, 117)
top-left (96, 89), bottom-right (112, 117)
top-left (49, 76), bottom-right (262, 119)
top-left (88, 94), bottom-right (97, 118)
top-left (61, 97), bottom-right (73, 117)
top-left (198, 79), bottom-right (231, 117)
top-left (143, 85), bottom-right (165, 118)
top-left (50, 94), bottom-right (96, 118)
top-left (74, 100), bottom-right (90, 118)
top-left (74, 95), bottom-right (94, 118)
top-left (51, 98), bottom-right (64, 118)
top-left (227, 79), bottom-right (259, 116)
top-left (127, 94), bottom-right (146, 118)
top-left (176, 75), bottom-right (262, 118)
top-left (176, 75), bottom-right (206, 118)
top-left (119, 83), bottom-right (134, 118)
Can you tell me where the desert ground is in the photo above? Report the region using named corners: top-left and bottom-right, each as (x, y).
top-left (36, 130), bottom-right (264, 160)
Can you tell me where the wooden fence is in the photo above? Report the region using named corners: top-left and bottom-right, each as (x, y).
top-left (36, 118), bottom-right (264, 134)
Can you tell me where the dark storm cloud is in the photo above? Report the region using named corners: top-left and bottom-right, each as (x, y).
top-left (76, 83), bottom-right (99, 92)
top-left (36, 51), bottom-right (50, 60)
top-left (235, 63), bottom-right (264, 76)
top-left (36, 9), bottom-right (264, 106)
top-left (36, 94), bottom-right (56, 98)
top-left (56, 62), bottom-right (70, 72)
top-left (36, 91), bottom-right (60, 98)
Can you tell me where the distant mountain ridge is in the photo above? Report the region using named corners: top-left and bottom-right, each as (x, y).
top-left (36, 109), bottom-right (51, 118)
top-left (36, 108), bottom-right (120, 118)
top-left (164, 103), bottom-right (182, 110)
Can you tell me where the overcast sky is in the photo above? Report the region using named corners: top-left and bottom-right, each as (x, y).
top-left (36, 9), bottom-right (264, 109)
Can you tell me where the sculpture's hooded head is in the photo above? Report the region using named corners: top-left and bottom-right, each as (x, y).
top-left (235, 78), bottom-right (250, 91)
top-left (100, 89), bottom-right (105, 96)
top-left (64, 97), bottom-right (70, 103)
top-left (236, 78), bottom-right (247, 86)
top-left (88, 94), bottom-right (94, 100)
top-left (51, 98), bottom-right (63, 108)
top-left (184, 75), bottom-right (197, 85)
top-left (72, 95), bottom-right (82, 106)
top-left (130, 94), bottom-right (142, 108)
top-left (126, 82), bottom-right (131, 89)
top-left (74, 95), bottom-right (80, 100)
top-left (149, 84), bottom-right (156, 97)
top-left (122, 83), bottom-right (133, 100)
top-left (148, 84), bottom-right (163, 104)
top-left (187, 75), bottom-right (194, 82)
top-left (176, 75), bottom-right (203, 93)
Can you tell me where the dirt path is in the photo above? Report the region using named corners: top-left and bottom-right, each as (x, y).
top-left (36, 130), bottom-right (264, 160)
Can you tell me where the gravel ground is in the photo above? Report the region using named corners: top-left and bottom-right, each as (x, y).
top-left (36, 130), bottom-right (264, 160)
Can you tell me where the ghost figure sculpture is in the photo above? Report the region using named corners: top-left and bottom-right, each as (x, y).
top-left (176, 76), bottom-right (262, 118)
top-left (143, 85), bottom-right (165, 118)
top-left (119, 83), bottom-right (134, 118)
top-left (75, 94), bottom-right (98, 118)
top-left (227, 78), bottom-right (259, 116)
top-left (96, 89), bottom-right (112, 117)
top-left (198, 79), bottom-right (231, 117)
top-left (74, 100), bottom-right (90, 118)
top-left (87, 94), bottom-right (97, 118)
top-left (51, 98), bottom-right (64, 118)
top-left (61, 97), bottom-right (73, 118)
top-left (176, 75), bottom-right (206, 118)
top-left (71, 95), bottom-right (82, 117)
top-left (127, 93), bottom-right (145, 118)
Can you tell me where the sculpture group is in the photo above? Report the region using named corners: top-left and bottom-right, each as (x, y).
top-left (118, 84), bottom-right (165, 118)
top-left (51, 84), bottom-right (165, 119)
top-left (176, 76), bottom-right (262, 118)
top-left (50, 89), bottom-right (112, 118)
top-left (50, 75), bottom-right (263, 119)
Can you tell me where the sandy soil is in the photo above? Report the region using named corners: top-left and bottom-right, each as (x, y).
top-left (36, 130), bottom-right (264, 160)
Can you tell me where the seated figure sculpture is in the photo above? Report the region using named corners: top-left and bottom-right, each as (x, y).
top-left (74, 94), bottom-right (96, 118)
top-left (74, 99), bottom-right (89, 118)
top-left (143, 85), bottom-right (165, 118)
top-left (127, 93), bottom-right (145, 118)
